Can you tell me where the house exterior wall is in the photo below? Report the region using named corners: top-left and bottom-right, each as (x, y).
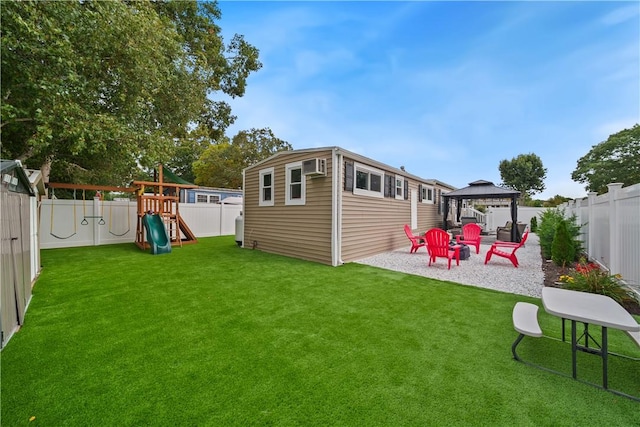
top-left (243, 149), bottom-right (334, 264)
top-left (243, 147), bottom-right (455, 266)
top-left (339, 157), bottom-right (450, 262)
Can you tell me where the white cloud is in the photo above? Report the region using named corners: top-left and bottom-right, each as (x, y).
top-left (600, 4), bottom-right (639, 26)
top-left (218, 1), bottom-right (638, 201)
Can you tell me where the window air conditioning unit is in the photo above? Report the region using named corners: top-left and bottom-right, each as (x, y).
top-left (302, 158), bottom-right (326, 177)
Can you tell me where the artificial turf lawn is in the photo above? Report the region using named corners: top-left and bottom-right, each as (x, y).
top-left (2, 236), bottom-right (639, 426)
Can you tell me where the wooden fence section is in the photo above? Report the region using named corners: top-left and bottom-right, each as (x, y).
top-left (561, 183), bottom-right (640, 291)
top-left (40, 198), bottom-right (242, 250)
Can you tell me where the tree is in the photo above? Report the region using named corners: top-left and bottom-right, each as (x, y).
top-left (543, 195), bottom-right (572, 207)
top-left (1, 1), bottom-right (261, 185)
top-left (498, 153), bottom-right (547, 201)
top-left (551, 220), bottom-right (575, 268)
top-left (571, 124), bottom-right (640, 194)
top-left (194, 128), bottom-right (292, 188)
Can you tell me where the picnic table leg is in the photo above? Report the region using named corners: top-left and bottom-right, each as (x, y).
top-left (602, 327), bottom-right (608, 389)
top-left (585, 323), bottom-right (589, 348)
top-left (571, 320), bottom-right (577, 379)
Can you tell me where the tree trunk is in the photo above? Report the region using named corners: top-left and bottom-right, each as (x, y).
top-left (40, 155), bottom-right (54, 185)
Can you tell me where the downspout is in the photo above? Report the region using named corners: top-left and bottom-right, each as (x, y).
top-left (331, 148), bottom-right (343, 266)
top-left (240, 170), bottom-right (245, 248)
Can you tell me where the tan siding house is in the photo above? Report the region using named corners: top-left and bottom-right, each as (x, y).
top-left (242, 147), bottom-right (455, 266)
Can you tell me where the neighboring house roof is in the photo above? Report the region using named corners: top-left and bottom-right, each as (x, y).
top-left (187, 186), bottom-right (243, 194)
top-left (443, 180), bottom-right (520, 200)
top-left (220, 196), bottom-right (243, 205)
top-left (0, 159), bottom-right (37, 196)
top-left (243, 146), bottom-right (457, 191)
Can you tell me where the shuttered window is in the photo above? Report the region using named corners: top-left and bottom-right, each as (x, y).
top-left (352, 162), bottom-right (384, 198)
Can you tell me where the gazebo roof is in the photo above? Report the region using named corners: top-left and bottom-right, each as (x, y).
top-left (443, 180), bottom-right (520, 200)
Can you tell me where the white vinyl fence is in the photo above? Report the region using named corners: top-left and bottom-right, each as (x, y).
top-left (40, 198), bottom-right (242, 249)
top-left (485, 206), bottom-right (549, 231)
top-left (559, 182), bottom-right (640, 290)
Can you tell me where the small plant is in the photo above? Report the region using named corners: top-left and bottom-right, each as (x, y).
top-left (538, 208), bottom-right (582, 261)
top-left (559, 259), bottom-right (638, 305)
top-left (551, 220), bottom-right (575, 267)
top-left (529, 216), bottom-right (538, 233)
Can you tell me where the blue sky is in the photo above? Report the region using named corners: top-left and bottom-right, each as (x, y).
top-left (217, 1), bottom-right (639, 199)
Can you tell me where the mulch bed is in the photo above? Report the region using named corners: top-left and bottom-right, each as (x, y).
top-left (541, 251), bottom-right (640, 315)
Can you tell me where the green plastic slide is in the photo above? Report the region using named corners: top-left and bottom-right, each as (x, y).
top-left (142, 214), bottom-right (172, 255)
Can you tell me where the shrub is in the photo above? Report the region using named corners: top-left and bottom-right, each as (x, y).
top-left (551, 220), bottom-right (575, 267)
top-left (530, 216), bottom-right (538, 233)
top-left (538, 208), bottom-right (565, 259)
top-left (560, 261), bottom-right (638, 304)
top-left (538, 208), bottom-right (583, 260)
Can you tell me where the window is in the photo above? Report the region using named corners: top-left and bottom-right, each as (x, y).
top-left (259, 167), bottom-right (274, 206)
top-left (196, 194), bottom-right (208, 203)
top-left (353, 163), bottom-right (384, 198)
top-left (209, 195), bottom-right (220, 204)
top-left (395, 176), bottom-right (404, 200)
top-left (285, 162), bottom-right (305, 205)
top-left (421, 185), bottom-right (435, 203)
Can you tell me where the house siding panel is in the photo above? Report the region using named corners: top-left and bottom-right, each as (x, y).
top-left (244, 149), bottom-right (334, 264)
top-left (340, 158), bottom-right (449, 262)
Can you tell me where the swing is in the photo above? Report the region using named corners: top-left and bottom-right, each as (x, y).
top-left (81, 189), bottom-right (105, 225)
top-left (49, 188), bottom-right (78, 239)
top-left (108, 194), bottom-right (131, 237)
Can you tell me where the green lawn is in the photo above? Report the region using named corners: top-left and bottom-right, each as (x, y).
top-left (2, 236), bottom-right (639, 426)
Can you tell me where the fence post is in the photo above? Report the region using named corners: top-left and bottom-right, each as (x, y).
top-left (587, 192), bottom-right (597, 261)
top-left (607, 183), bottom-right (623, 274)
top-left (574, 198), bottom-right (589, 254)
top-left (93, 196), bottom-right (101, 246)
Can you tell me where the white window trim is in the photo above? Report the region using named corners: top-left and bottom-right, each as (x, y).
top-left (353, 162), bottom-right (384, 198)
top-left (285, 161), bottom-right (306, 206)
top-left (259, 167), bottom-right (275, 207)
top-left (395, 175), bottom-right (404, 200)
top-left (421, 185), bottom-right (435, 204)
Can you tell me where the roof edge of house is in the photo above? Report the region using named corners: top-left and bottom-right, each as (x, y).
top-left (243, 146), bottom-right (457, 191)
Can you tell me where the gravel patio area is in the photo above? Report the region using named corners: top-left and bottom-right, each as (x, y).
top-left (356, 233), bottom-right (544, 298)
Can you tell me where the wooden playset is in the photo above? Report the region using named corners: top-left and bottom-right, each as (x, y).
top-left (47, 165), bottom-right (198, 251)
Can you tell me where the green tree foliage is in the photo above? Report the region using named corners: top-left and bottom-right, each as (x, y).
top-left (551, 220), bottom-right (575, 267)
top-left (543, 195), bottom-right (573, 207)
top-left (571, 124), bottom-right (640, 194)
top-left (1, 0), bottom-right (261, 185)
top-left (529, 216), bottom-right (538, 233)
top-left (498, 153), bottom-right (547, 201)
top-left (193, 128), bottom-right (292, 188)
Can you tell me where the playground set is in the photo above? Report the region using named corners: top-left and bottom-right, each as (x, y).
top-left (47, 165), bottom-right (197, 254)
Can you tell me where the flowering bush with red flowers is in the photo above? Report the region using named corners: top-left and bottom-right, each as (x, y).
top-left (559, 258), bottom-right (638, 305)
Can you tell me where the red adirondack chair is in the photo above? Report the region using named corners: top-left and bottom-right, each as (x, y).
top-left (404, 224), bottom-right (426, 254)
top-left (484, 231), bottom-right (529, 268)
top-left (425, 228), bottom-right (460, 269)
top-left (455, 223), bottom-right (483, 254)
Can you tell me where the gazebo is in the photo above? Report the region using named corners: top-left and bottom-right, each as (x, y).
top-left (443, 180), bottom-right (522, 242)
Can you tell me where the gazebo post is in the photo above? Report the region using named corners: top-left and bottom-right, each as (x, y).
top-left (510, 196), bottom-right (519, 242)
top-left (443, 198), bottom-right (450, 229)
